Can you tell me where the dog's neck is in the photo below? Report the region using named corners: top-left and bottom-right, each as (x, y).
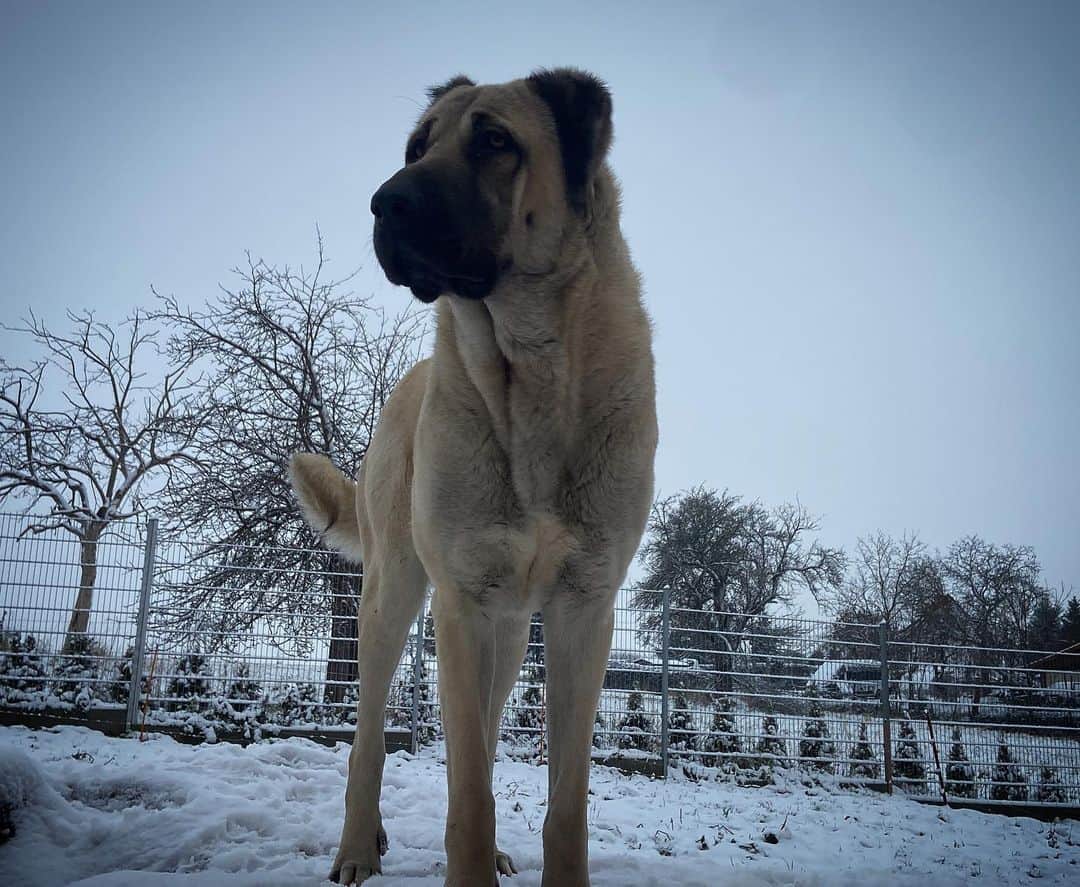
top-left (439, 260), bottom-right (588, 511)
top-left (434, 171), bottom-right (640, 512)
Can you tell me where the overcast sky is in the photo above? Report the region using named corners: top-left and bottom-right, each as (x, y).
top-left (2, 1), bottom-right (1078, 606)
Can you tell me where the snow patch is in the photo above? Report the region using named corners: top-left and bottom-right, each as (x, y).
top-left (0, 725), bottom-right (1076, 886)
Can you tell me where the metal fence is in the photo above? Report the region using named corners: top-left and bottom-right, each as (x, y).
top-left (0, 513), bottom-right (147, 722)
top-left (2, 513), bottom-right (1078, 810)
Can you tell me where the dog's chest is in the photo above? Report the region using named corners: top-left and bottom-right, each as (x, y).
top-left (414, 303), bottom-right (596, 605)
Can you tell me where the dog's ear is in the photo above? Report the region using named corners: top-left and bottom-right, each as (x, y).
top-left (426, 75), bottom-right (475, 106)
top-left (527, 68), bottom-right (613, 214)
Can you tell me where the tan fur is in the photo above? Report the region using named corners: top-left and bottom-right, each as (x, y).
top-left (288, 453), bottom-right (364, 563)
top-left (291, 71), bottom-right (656, 887)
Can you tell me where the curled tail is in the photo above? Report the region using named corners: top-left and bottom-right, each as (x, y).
top-left (288, 453), bottom-right (364, 563)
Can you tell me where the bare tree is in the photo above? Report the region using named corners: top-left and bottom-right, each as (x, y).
top-left (940, 536), bottom-right (1045, 711)
top-left (904, 555), bottom-right (964, 648)
top-left (740, 500), bottom-right (846, 613)
top-left (631, 487), bottom-right (844, 689)
top-left (153, 238), bottom-right (423, 700)
top-left (820, 531), bottom-right (926, 632)
top-left (942, 536), bottom-right (1044, 651)
top-left (0, 310), bottom-right (198, 642)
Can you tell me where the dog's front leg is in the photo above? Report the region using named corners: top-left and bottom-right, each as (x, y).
top-left (540, 596), bottom-right (616, 887)
top-left (486, 613), bottom-right (532, 877)
top-left (433, 587), bottom-right (500, 887)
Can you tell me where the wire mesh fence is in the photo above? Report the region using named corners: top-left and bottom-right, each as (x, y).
top-left (143, 528), bottom-right (370, 735)
top-left (1, 513), bottom-right (1077, 808)
top-left (0, 512), bottom-right (146, 716)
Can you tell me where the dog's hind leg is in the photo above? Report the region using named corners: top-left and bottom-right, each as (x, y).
top-left (290, 367), bottom-right (434, 885)
top-left (290, 453), bottom-right (425, 884)
top-left (330, 551), bottom-right (427, 885)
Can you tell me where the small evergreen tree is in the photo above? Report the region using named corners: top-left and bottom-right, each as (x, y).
top-left (225, 662), bottom-right (262, 712)
top-left (666, 693), bottom-right (697, 760)
top-left (52, 634), bottom-right (102, 709)
top-left (1027, 595), bottom-right (1062, 651)
top-left (406, 656), bottom-right (436, 745)
top-left (272, 681), bottom-right (324, 726)
top-left (0, 632), bottom-right (47, 703)
top-left (753, 715), bottom-right (788, 776)
top-left (336, 682), bottom-right (359, 725)
top-left (616, 691), bottom-right (657, 752)
top-left (515, 682), bottom-right (545, 737)
top-left (849, 721), bottom-right (880, 781)
top-left (893, 718), bottom-right (926, 792)
top-left (422, 611), bottom-right (437, 656)
top-left (301, 681), bottom-right (326, 724)
top-left (385, 675), bottom-right (409, 728)
top-left (699, 695), bottom-right (742, 769)
top-left (592, 711), bottom-right (608, 749)
top-left (798, 688), bottom-right (836, 774)
top-left (104, 646), bottom-right (159, 709)
top-left (1062, 596), bottom-right (1080, 645)
top-left (388, 653), bottom-right (436, 744)
top-left (944, 726), bottom-right (975, 799)
top-left (106, 647), bottom-right (134, 704)
top-left (1035, 767), bottom-right (1065, 804)
top-left (990, 742), bottom-right (1028, 802)
top-left (167, 652), bottom-right (214, 711)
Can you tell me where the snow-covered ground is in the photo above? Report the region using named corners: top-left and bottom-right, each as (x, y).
top-left (1, 725), bottom-right (1076, 886)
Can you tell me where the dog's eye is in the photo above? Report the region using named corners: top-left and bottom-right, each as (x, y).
top-left (484, 130), bottom-right (510, 151)
top-left (407, 139), bottom-right (427, 163)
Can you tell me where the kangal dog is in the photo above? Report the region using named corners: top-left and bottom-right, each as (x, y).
top-left (290, 68), bottom-right (656, 886)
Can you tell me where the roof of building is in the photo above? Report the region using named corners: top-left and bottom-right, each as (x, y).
top-left (1030, 641), bottom-right (1080, 671)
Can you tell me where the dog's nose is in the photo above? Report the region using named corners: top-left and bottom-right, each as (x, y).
top-left (371, 178), bottom-right (417, 223)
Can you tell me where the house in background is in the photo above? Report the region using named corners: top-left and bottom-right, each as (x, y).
top-left (806, 659), bottom-right (880, 697)
top-left (1032, 642), bottom-right (1080, 699)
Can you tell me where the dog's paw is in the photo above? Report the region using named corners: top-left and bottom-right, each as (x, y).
top-left (496, 847), bottom-right (517, 876)
top-left (328, 861), bottom-right (379, 886)
top-left (328, 825), bottom-right (388, 884)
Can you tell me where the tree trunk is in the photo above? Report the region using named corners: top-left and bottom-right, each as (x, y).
top-left (323, 555), bottom-right (361, 705)
top-left (66, 520), bottom-right (105, 642)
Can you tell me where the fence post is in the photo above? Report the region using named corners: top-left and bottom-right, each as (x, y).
top-left (878, 619), bottom-right (893, 794)
top-left (125, 518), bottom-right (158, 733)
top-left (660, 587), bottom-right (671, 777)
top-left (411, 607), bottom-right (424, 754)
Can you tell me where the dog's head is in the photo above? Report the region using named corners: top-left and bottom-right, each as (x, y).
top-left (371, 68), bottom-right (613, 303)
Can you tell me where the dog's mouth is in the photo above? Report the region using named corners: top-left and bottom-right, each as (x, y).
top-left (402, 262), bottom-right (495, 304)
top-left (375, 232), bottom-right (496, 303)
